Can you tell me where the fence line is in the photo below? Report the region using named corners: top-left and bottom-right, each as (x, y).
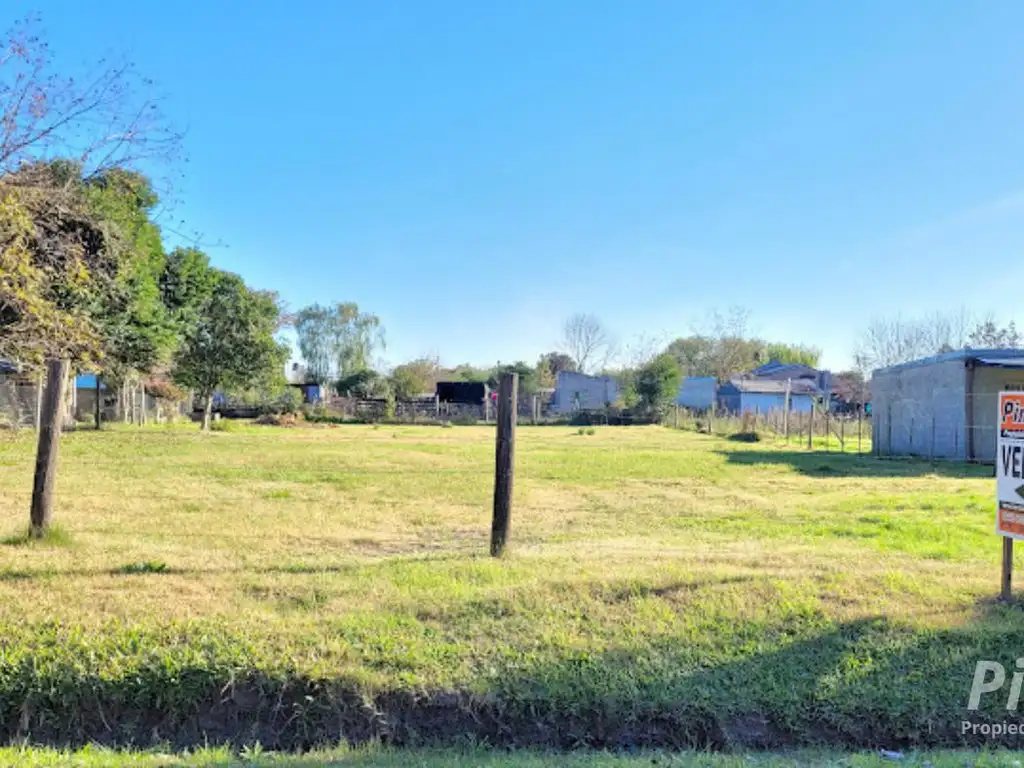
top-left (670, 403), bottom-right (873, 455)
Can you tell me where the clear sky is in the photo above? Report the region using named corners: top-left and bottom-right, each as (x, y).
top-left (24, 0), bottom-right (1024, 371)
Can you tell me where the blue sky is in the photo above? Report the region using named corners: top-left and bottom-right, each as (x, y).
top-left (26, 0), bottom-right (1024, 370)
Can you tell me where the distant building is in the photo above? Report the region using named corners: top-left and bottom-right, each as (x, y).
top-left (552, 371), bottom-right (617, 413)
top-left (676, 376), bottom-right (717, 410)
top-left (749, 359), bottom-right (832, 394)
top-left (286, 362), bottom-right (326, 404)
top-left (436, 381), bottom-right (488, 404)
top-left (870, 348), bottom-right (1024, 462)
top-left (717, 378), bottom-right (818, 414)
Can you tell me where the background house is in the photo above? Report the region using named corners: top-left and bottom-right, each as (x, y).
top-left (749, 359), bottom-right (832, 394)
top-left (552, 371), bottom-right (617, 413)
top-left (717, 378), bottom-right (818, 414)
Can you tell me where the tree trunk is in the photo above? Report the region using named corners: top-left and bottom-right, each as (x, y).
top-left (95, 375), bottom-right (102, 430)
top-left (30, 360), bottom-right (68, 538)
top-left (202, 393), bottom-right (213, 430)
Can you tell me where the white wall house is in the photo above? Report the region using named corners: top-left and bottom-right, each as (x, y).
top-left (553, 371), bottom-right (617, 413)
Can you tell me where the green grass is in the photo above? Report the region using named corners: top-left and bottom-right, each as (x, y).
top-left (7, 746), bottom-right (1024, 767)
top-left (0, 423), bottom-right (1016, 751)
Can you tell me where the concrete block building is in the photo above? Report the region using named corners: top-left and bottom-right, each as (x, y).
top-left (870, 349), bottom-right (1024, 462)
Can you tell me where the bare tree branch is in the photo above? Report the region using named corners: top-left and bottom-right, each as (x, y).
top-left (562, 313), bottom-right (612, 374)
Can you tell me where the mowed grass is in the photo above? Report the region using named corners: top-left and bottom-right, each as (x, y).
top-left (0, 423), bottom-right (1016, 750)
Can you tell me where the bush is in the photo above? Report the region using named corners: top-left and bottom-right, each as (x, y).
top-left (146, 380), bottom-right (186, 403)
top-left (209, 418), bottom-right (233, 432)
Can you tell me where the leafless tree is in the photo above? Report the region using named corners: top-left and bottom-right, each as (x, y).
top-left (0, 15), bottom-right (180, 183)
top-left (854, 308), bottom-right (975, 374)
top-left (562, 313), bottom-right (612, 374)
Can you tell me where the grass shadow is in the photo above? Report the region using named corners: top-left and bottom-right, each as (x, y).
top-left (718, 450), bottom-right (993, 479)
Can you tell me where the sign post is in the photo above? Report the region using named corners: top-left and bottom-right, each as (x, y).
top-left (996, 392), bottom-right (1024, 599)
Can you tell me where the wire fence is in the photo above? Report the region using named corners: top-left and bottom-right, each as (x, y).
top-left (668, 403), bottom-right (873, 454)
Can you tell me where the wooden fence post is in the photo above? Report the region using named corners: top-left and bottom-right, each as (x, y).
top-left (1003, 537), bottom-right (1014, 601)
top-left (807, 405), bottom-right (814, 450)
top-left (491, 372), bottom-right (518, 557)
top-left (95, 376), bottom-right (102, 430)
top-left (30, 359), bottom-right (68, 538)
top-left (857, 407), bottom-right (862, 454)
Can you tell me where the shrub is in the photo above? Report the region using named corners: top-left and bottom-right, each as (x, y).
top-left (145, 380), bottom-right (187, 403)
top-left (209, 418), bottom-right (233, 432)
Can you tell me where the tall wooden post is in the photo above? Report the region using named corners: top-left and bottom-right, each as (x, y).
top-left (94, 376), bottom-right (102, 430)
top-left (1002, 537), bottom-right (1014, 601)
top-left (858, 407), bottom-right (862, 454)
top-left (30, 359), bottom-right (68, 538)
top-left (491, 372), bottom-right (518, 557)
top-left (34, 371), bottom-right (43, 429)
top-left (807, 405), bottom-right (814, 450)
top-left (784, 379), bottom-right (791, 442)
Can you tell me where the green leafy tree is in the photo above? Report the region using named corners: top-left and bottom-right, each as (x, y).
top-left (293, 303), bottom-right (336, 386)
top-left (160, 247), bottom-right (219, 328)
top-left (172, 271), bottom-right (288, 430)
top-left (389, 361), bottom-right (435, 401)
top-left (293, 301), bottom-right (385, 387)
top-left (492, 361), bottom-right (539, 395)
top-left (536, 351), bottom-right (575, 388)
top-left (0, 162), bottom-right (125, 536)
top-left (84, 170), bottom-right (178, 419)
top-left (634, 353), bottom-right (682, 418)
top-left (762, 342), bottom-right (821, 367)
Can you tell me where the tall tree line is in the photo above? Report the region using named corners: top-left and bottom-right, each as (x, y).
top-left (0, 18), bottom-right (287, 536)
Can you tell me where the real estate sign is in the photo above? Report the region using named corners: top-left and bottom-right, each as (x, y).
top-left (997, 392), bottom-right (1024, 539)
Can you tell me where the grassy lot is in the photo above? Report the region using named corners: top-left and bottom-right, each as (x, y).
top-left (0, 423), bottom-right (1018, 752)
top-left (6, 745), bottom-right (1024, 767)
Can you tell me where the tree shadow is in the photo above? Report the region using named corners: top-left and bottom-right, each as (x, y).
top-left (718, 450), bottom-right (993, 479)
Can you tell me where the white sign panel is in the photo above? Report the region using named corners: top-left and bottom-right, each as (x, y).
top-left (997, 392), bottom-right (1024, 540)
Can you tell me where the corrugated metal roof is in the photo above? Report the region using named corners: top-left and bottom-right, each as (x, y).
top-left (726, 378), bottom-right (819, 394)
top-left (975, 357), bottom-right (1024, 368)
top-left (872, 348), bottom-right (1024, 376)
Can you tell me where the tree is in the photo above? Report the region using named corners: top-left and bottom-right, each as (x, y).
top-left (832, 370), bottom-right (868, 408)
top-left (159, 247), bottom-right (219, 328)
top-left (562, 313), bottom-right (612, 373)
top-left (0, 16), bottom-right (179, 179)
top-left (535, 351), bottom-right (575, 388)
top-left (492, 361), bottom-right (539, 396)
top-left (85, 169), bottom-right (177, 424)
top-left (665, 335), bottom-right (715, 377)
top-left (854, 309), bottom-right (975, 373)
top-left (172, 272), bottom-right (288, 430)
top-left (0, 17), bottom-right (179, 537)
top-left (292, 301), bottom-right (385, 386)
top-left (634, 353), bottom-right (682, 418)
top-left (293, 304), bottom-right (336, 386)
top-left (0, 163), bottom-right (122, 536)
top-left (969, 317), bottom-right (1021, 349)
top-left (390, 364), bottom-right (428, 401)
top-left (336, 369), bottom-right (390, 399)
top-left (762, 342), bottom-right (821, 367)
